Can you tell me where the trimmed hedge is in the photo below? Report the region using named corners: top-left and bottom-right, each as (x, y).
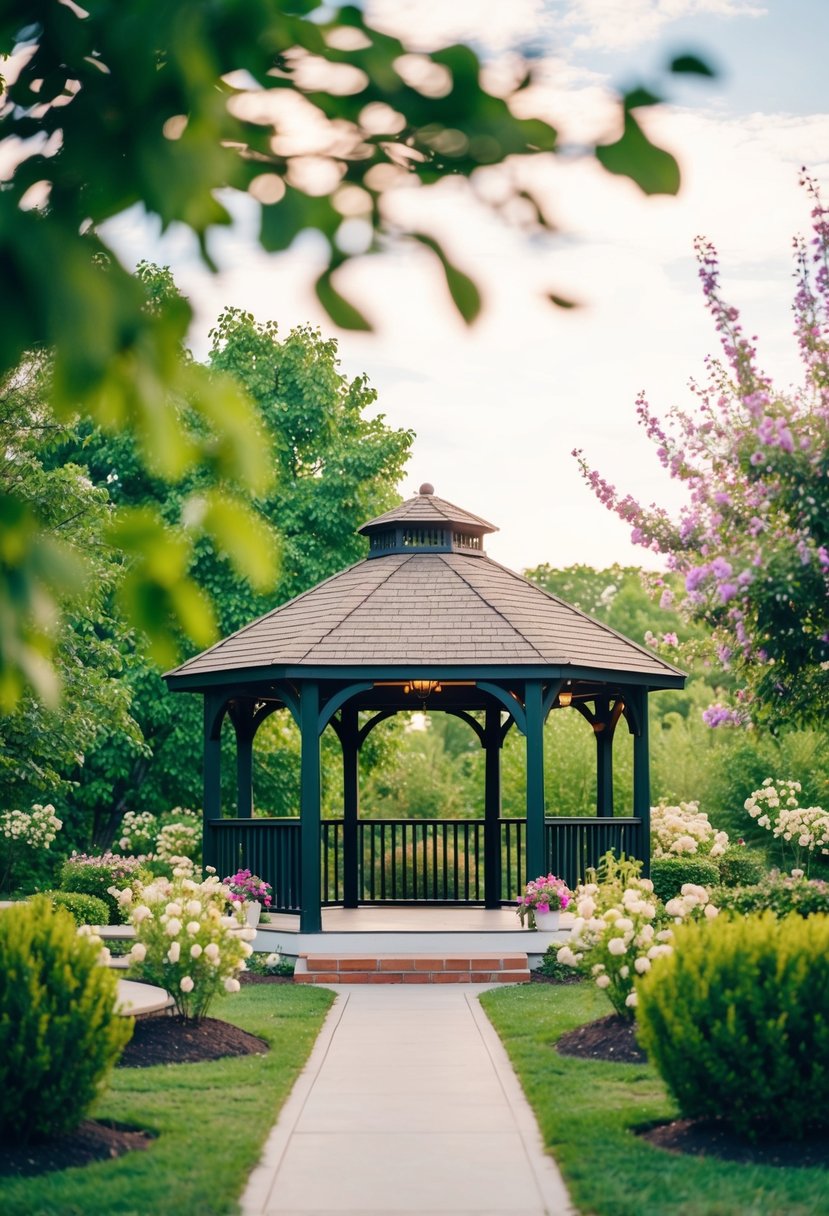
top-left (0, 898), bottom-right (132, 1143)
top-left (42, 890), bottom-right (109, 926)
top-left (715, 872), bottom-right (829, 918)
top-left (717, 847), bottom-right (765, 888)
top-left (637, 911), bottom-right (829, 1140)
top-left (59, 858), bottom-right (150, 924)
top-left (650, 856), bottom-right (719, 903)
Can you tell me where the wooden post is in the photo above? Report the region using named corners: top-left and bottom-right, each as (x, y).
top-left (632, 687), bottom-right (651, 876)
top-left (483, 706), bottom-right (502, 908)
top-left (203, 693), bottom-right (223, 875)
top-left (525, 680), bottom-right (546, 881)
top-left (341, 704), bottom-right (360, 909)
top-left (596, 697), bottom-right (614, 818)
top-left (233, 701), bottom-right (255, 820)
top-left (300, 682), bottom-right (322, 932)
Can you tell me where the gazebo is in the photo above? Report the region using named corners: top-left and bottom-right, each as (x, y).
top-left (165, 485), bottom-right (684, 932)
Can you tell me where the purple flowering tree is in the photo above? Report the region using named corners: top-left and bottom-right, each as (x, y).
top-left (575, 173), bottom-right (829, 729)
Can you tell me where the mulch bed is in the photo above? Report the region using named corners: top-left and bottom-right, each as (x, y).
top-left (556, 1013), bottom-right (648, 1064)
top-left (1, 1014), bottom-right (271, 1179)
top-left (638, 1118), bottom-right (829, 1169)
top-left (117, 1013), bottom-right (269, 1068)
top-left (530, 970), bottom-right (583, 986)
top-left (0, 1121), bottom-right (154, 1179)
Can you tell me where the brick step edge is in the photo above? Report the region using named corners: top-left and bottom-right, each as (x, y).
top-left (300, 952), bottom-right (529, 974)
top-left (294, 963), bottom-right (531, 986)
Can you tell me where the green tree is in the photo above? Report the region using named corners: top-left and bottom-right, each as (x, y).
top-left (0, 354), bottom-right (141, 816)
top-left (61, 302), bottom-right (412, 837)
top-left (0, 1), bottom-right (710, 705)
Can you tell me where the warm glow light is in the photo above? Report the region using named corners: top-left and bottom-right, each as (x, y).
top-left (558, 689), bottom-right (572, 707)
top-left (404, 679), bottom-right (442, 700)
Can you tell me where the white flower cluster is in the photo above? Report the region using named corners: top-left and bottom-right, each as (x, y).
top-left (745, 779), bottom-right (829, 866)
top-left (0, 803), bottom-right (62, 848)
top-left (76, 923), bottom-right (112, 967)
top-left (112, 871), bottom-right (254, 1019)
top-left (557, 875), bottom-right (719, 1018)
top-left (557, 877), bottom-right (668, 1016)
top-left (651, 800), bottom-right (729, 859)
top-left (118, 810), bottom-right (157, 853)
top-left (155, 822), bottom-right (199, 863)
top-left (665, 883), bottom-right (720, 922)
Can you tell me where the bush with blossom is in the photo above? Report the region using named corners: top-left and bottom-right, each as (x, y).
top-left (556, 853), bottom-right (718, 1021)
top-left (575, 174), bottom-right (829, 729)
top-left (118, 807), bottom-right (201, 870)
top-left (651, 800), bottom-right (729, 860)
top-left (113, 870), bottom-right (255, 1021)
top-left (60, 851), bottom-right (149, 924)
top-left (744, 778), bottom-right (829, 876)
top-left (118, 810), bottom-right (157, 854)
top-left (222, 869), bottom-right (273, 910)
top-left (516, 873), bottom-right (571, 927)
top-left (0, 803), bottom-right (62, 892)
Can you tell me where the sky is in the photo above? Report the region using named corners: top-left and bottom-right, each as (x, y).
top-left (106, 0), bottom-right (829, 576)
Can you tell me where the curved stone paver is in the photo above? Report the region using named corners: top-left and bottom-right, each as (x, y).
top-left (242, 985), bottom-right (573, 1216)
top-left (115, 979), bottom-right (173, 1017)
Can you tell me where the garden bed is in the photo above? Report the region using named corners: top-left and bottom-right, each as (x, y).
top-left (117, 1014), bottom-right (269, 1068)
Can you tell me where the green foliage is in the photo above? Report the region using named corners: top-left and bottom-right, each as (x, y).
top-left (62, 305), bottom-right (411, 830)
top-left (60, 855), bottom-right (151, 925)
top-left (483, 984), bottom-right (829, 1216)
top-left (0, 355), bottom-right (142, 801)
top-left (0, 4), bottom-right (705, 707)
top-left (637, 912), bottom-right (829, 1139)
top-left (715, 872), bottom-right (829, 918)
top-left (42, 890), bottom-right (110, 926)
top-left (0, 898), bottom-right (132, 1143)
top-left (536, 946), bottom-right (583, 982)
top-left (649, 857), bottom-right (720, 903)
top-left (717, 846), bottom-right (765, 887)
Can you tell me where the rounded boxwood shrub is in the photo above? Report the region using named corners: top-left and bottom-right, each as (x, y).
top-left (717, 847), bottom-right (765, 888)
top-left (0, 898), bottom-right (133, 1143)
top-left (649, 856), bottom-right (719, 903)
top-left (42, 890), bottom-right (109, 926)
top-left (59, 853), bottom-right (150, 924)
top-left (715, 872), bottom-right (829, 918)
top-left (636, 911), bottom-right (829, 1140)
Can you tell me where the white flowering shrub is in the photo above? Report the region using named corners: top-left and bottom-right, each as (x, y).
top-left (0, 803), bottom-right (63, 892)
top-left (155, 821), bottom-right (200, 864)
top-left (744, 779), bottom-right (829, 876)
top-left (113, 870), bottom-right (254, 1021)
top-left (651, 800), bottom-right (729, 859)
top-left (556, 854), bottom-right (718, 1022)
top-left (119, 810), bottom-right (157, 854)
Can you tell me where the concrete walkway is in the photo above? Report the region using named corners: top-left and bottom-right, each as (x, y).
top-left (241, 985), bottom-right (573, 1216)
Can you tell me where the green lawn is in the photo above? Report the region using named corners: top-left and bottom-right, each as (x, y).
top-left (0, 985), bottom-right (334, 1216)
top-left (481, 984), bottom-right (828, 1216)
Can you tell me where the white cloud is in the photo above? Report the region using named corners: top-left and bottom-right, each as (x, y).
top-left (558, 0), bottom-right (766, 53)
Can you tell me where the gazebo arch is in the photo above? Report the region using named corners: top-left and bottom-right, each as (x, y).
top-left (165, 485), bottom-right (684, 932)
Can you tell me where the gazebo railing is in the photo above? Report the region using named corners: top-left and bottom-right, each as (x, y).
top-left (207, 815), bottom-right (644, 913)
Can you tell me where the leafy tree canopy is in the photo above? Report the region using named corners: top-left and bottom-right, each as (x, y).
top-left (576, 176), bottom-right (829, 729)
top-left (0, 1), bottom-right (710, 707)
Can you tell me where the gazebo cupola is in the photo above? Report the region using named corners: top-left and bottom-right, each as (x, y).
top-left (359, 483), bottom-right (497, 558)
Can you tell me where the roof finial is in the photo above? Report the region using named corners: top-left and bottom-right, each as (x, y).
top-left (419, 482), bottom-right (435, 496)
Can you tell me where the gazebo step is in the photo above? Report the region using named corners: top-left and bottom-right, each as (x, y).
top-left (294, 952), bottom-right (531, 985)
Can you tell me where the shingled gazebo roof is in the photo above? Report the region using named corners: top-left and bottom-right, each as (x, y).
top-left (166, 485), bottom-right (684, 689)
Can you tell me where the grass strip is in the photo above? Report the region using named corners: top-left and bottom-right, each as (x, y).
top-left (0, 984), bottom-right (334, 1216)
top-left (481, 984), bottom-right (828, 1216)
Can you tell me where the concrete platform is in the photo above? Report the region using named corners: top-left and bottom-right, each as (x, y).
top-left (115, 980), bottom-right (173, 1017)
top-left (241, 985), bottom-right (572, 1215)
top-left (253, 906), bottom-right (571, 969)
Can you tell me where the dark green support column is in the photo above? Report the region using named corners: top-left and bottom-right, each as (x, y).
top-left (341, 704), bottom-right (360, 909)
top-left (596, 697), bottom-right (614, 818)
top-left (483, 707), bottom-right (502, 908)
top-left (203, 693), bottom-right (223, 875)
top-left (233, 704), bottom-right (255, 820)
top-left (632, 687), bottom-right (651, 876)
top-left (525, 680), bottom-right (546, 881)
top-left (300, 682), bottom-right (322, 932)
